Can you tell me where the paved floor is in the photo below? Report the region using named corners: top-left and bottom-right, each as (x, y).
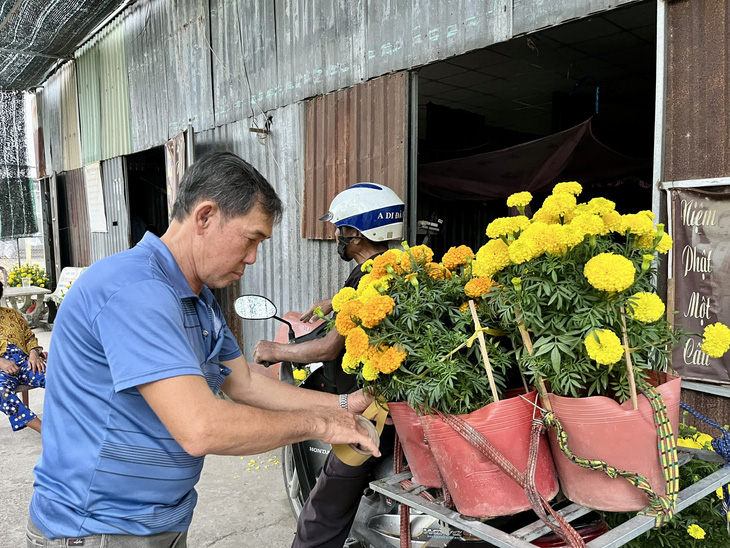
top-left (0, 328), bottom-right (297, 547)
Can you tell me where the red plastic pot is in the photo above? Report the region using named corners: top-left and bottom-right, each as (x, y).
top-left (388, 402), bottom-right (442, 488)
top-left (420, 391), bottom-right (559, 517)
top-left (546, 372), bottom-right (681, 511)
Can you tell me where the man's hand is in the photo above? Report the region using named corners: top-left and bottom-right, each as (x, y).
top-left (0, 357), bottom-right (19, 376)
top-left (252, 340), bottom-right (282, 364)
top-left (300, 298), bottom-right (333, 323)
top-left (28, 349), bottom-right (46, 374)
top-left (313, 407), bottom-right (381, 457)
top-left (346, 388), bottom-right (375, 415)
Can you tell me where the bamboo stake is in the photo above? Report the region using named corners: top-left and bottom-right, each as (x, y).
top-left (468, 300), bottom-right (499, 402)
top-left (516, 322), bottom-right (553, 412)
top-left (620, 306), bottom-right (639, 411)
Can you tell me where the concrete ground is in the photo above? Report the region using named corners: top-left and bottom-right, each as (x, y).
top-left (0, 328), bottom-right (297, 547)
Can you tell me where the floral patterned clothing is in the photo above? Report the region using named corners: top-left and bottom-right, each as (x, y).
top-left (0, 342), bottom-right (45, 430)
top-left (0, 306), bottom-right (39, 355)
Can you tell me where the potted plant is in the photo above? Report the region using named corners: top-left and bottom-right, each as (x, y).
top-left (477, 182), bottom-right (730, 512)
top-left (324, 242), bottom-right (560, 516)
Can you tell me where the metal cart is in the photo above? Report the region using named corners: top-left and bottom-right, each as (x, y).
top-left (370, 449), bottom-right (730, 547)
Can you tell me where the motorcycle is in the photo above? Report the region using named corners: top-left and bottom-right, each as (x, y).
top-left (235, 295), bottom-right (609, 548)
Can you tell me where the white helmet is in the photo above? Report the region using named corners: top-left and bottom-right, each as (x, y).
top-left (319, 183), bottom-right (405, 241)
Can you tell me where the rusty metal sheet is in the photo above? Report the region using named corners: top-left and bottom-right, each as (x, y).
top-left (194, 104), bottom-right (352, 356)
top-left (512, 0), bottom-right (641, 35)
top-left (90, 156), bottom-right (130, 262)
top-left (209, 0), bottom-right (278, 125)
top-left (126, 0), bottom-right (171, 152)
top-left (61, 168), bottom-right (91, 267)
top-left (365, 0), bottom-right (512, 79)
top-left (664, 0), bottom-right (730, 182)
top-left (164, 0), bottom-right (215, 135)
top-left (303, 72), bottom-right (408, 240)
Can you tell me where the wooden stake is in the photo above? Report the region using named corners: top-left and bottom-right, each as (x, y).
top-left (516, 322), bottom-right (552, 412)
top-left (468, 300), bottom-right (499, 402)
top-left (620, 306), bottom-right (639, 411)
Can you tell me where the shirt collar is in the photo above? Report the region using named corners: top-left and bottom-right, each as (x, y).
top-left (137, 232), bottom-right (197, 299)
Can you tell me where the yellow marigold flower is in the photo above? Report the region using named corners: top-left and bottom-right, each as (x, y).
top-left (584, 329), bottom-right (624, 365)
top-left (459, 302), bottom-right (470, 314)
top-left (687, 524), bottom-right (706, 540)
top-left (485, 216), bottom-right (530, 239)
top-left (600, 209), bottom-right (623, 233)
top-left (361, 360), bottom-right (380, 381)
top-left (345, 327), bottom-right (370, 359)
top-left (335, 300), bottom-right (363, 335)
top-left (627, 292), bottom-right (666, 323)
top-left (656, 233), bottom-right (673, 254)
top-left (617, 213), bottom-right (655, 237)
top-left (332, 287), bottom-right (357, 312)
top-left (359, 283), bottom-right (382, 304)
top-left (341, 352), bottom-right (361, 374)
top-left (425, 262), bottom-right (452, 280)
top-left (702, 323), bottom-right (730, 358)
top-left (585, 197), bottom-right (616, 215)
top-left (571, 213), bottom-right (607, 236)
top-left (371, 275), bottom-right (394, 294)
top-left (370, 250), bottom-right (404, 278)
top-left (373, 345), bottom-right (408, 374)
top-left (560, 224), bottom-right (586, 249)
top-left (695, 432), bottom-right (715, 449)
top-left (473, 239), bottom-right (510, 277)
top-left (507, 191), bottom-right (533, 208)
top-left (552, 181), bottom-right (582, 196)
top-left (442, 245), bottom-right (475, 270)
top-left (465, 277), bottom-right (495, 298)
top-left (716, 486), bottom-right (726, 500)
top-left (534, 193), bottom-right (578, 224)
top-left (584, 253), bottom-right (636, 292)
top-left (508, 236), bottom-right (541, 264)
top-left (361, 259), bottom-right (374, 273)
top-left (639, 210), bottom-right (655, 220)
top-left (401, 244), bottom-right (434, 271)
top-left (543, 224), bottom-right (568, 256)
top-left (357, 273), bottom-right (373, 295)
top-left (678, 437), bottom-right (704, 450)
top-left (359, 295), bottom-right (396, 328)
top-left (293, 368), bottom-right (307, 381)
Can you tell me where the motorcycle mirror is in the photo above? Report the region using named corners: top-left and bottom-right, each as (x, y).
top-left (234, 294), bottom-right (278, 320)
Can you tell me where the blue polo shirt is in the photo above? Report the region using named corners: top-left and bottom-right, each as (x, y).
top-left (30, 233), bottom-right (242, 538)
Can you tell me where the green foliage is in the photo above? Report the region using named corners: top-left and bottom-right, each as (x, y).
top-left (603, 457), bottom-right (730, 547)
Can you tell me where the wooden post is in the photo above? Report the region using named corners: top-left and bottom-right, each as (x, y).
top-left (468, 300), bottom-right (500, 402)
top-left (620, 306), bottom-right (639, 411)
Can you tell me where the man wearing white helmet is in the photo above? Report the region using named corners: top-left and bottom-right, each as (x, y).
top-left (253, 182), bottom-right (404, 548)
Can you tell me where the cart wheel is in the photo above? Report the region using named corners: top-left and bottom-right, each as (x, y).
top-left (282, 444), bottom-right (306, 518)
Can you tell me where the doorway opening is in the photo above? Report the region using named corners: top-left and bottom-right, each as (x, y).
top-left (126, 146), bottom-right (169, 246)
top-left (415, 0), bottom-right (657, 255)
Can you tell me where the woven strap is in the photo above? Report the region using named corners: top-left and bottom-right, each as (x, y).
top-left (680, 401), bottom-right (730, 527)
top-left (437, 411), bottom-right (587, 548)
top-left (544, 379), bottom-right (678, 528)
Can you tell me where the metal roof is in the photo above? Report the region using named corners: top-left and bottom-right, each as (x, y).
top-left (0, 0), bottom-right (127, 90)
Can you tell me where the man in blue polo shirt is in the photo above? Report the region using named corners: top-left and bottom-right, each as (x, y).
top-left (27, 152), bottom-right (379, 547)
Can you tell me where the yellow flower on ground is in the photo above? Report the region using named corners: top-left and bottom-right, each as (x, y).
top-left (345, 327), bottom-right (370, 359)
top-left (335, 300), bottom-right (363, 335)
top-left (473, 239), bottom-right (510, 277)
top-left (584, 329), bottom-right (625, 365)
top-left (359, 295), bottom-right (396, 328)
top-left (552, 181), bottom-right (583, 196)
top-left (584, 253), bottom-right (636, 292)
top-left (293, 369), bottom-right (307, 381)
top-left (361, 361), bottom-right (379, 381)
top-left (702, 322), bottom-right (730, 358)
top-left (464, 277), bottom-right (495, 298)
top-left (372, 345), bottom-right (408, 374)
top-left (441, 245), bottom-right (475, 270)
top-left (627, 292), bottom-right (666, 323)
top-left (485, 216), bottom-right (530, 239)
top-left (687, 524), bottom-right (706, 540)
top-left (507, 191), bottom-right (533, 208)
top-left (331, 287), bottom-right (357, 312)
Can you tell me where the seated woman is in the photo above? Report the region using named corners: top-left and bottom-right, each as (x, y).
top-left (0, 281), bottom-right (46, 433)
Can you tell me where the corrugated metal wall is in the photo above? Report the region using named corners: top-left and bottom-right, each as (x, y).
top-left (59, 62), bottom-right (82, 171)
top-left (164, 0), bottom-right (215, 135)
top-left (42, 70), bottom-right (62, 174)
top-left (76, 15), bottom-right (132, 165)
top-left (90, 156), bottom-right (130, 262)
top-left (664, 0), bottom-right (730, 182)
top-left (195, 104), bottom-right (353, 356)
top-left (303, 72), bottom-right (408, 240)
top-left (126, 0), bottom-right (170, 152)
top-left (512, 0), bottom-right (639, 35)
top-left (61, 168), bottom-right (92, 267)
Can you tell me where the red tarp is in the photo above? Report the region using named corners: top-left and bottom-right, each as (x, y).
top-left (419, 119), bottom-right (650, 201)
